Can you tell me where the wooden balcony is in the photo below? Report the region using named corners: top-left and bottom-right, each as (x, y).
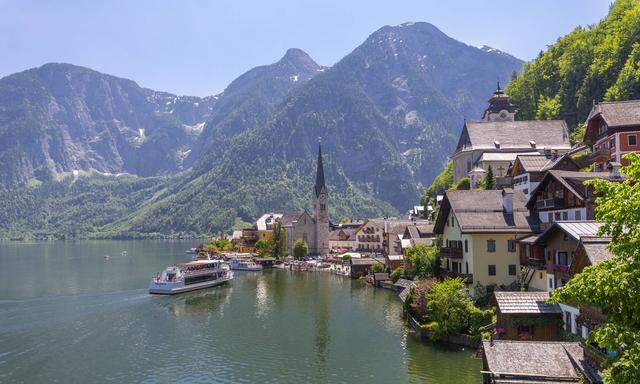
top-left (444, 271), bottom-right (473, 284)
top-left (440, 246), bottom-right (463, 259)
top-left (535, 197), bottom-right (564, 210)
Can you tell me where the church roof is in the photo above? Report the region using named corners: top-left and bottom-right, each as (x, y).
top-left (457, 120), bottom-right (571, 153)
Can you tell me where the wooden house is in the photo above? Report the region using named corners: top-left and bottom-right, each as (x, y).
top-left (492, 291), bottom-right (562, 341)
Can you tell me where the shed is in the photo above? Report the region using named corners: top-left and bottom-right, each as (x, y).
top-left (492, 292), bottom-right (562, 341)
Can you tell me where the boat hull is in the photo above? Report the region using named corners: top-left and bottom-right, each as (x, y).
top-left (230, 266), bottom-right (262, 271)
top-left (149, 275), bottom-right (233, 295)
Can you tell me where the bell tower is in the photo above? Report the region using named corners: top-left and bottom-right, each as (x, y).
top-left (312, 144), bottom-right (330, 255)
top-left (482, 82), bottom-right (517, 122)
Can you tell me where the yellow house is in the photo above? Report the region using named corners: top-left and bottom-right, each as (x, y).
top-left (434, 189), bottom-right (534, 293)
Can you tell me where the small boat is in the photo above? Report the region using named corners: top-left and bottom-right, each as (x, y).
top-left (149, 259), bottom-right (233, 295)
top-left (185, 247), bottom-right (198, 255)
top-left (230, 259), bottom-right (263, 271)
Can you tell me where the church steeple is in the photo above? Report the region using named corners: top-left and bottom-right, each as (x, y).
top-left (314, 144), bottom-right (326, 197)
top-left (482, 82), bottom-right (517, 122)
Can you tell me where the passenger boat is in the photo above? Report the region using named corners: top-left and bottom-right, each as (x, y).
top-left (149, 259), bottom-right (233, 295)
top-left (230, 259), bottom-right (263, 271)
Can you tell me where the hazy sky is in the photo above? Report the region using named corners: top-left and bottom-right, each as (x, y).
top-left (1, 0), bottom-right (610, 96)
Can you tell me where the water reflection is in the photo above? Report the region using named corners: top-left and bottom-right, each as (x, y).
top-left (162, 286), bottom-right (232, 317)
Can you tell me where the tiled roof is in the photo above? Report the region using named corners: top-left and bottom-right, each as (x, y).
top-left (281, 211), bottom-right (306, 227)
top-left (329, 228), bottom-right (356, 241)
top-left (494, 292), bottom-right (561, 314)
top-left (459, 120), bottom-right (570, 152)
top-left (515, 154), bottom-right (554, 172)
top-left (482, 340), bottom-right (584, 381)
top-left (434, 190), bottom-right (535, 234)
top-left (580, 237), bottom-right (613, 265)
top-left (588, 100), bottom-right (640, 128)
top-left (374, 273), bottom-right (390, 281)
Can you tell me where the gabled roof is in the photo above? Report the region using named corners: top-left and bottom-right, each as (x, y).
top-left (526, 170), bottom-right (625, 209)
top-left (281, 211), bottom-right (308, 227)
top-left (587, 100), bottom-right (640, 128)
top-left (535, 221), bottom-right (605, 244)
top-left (482, 340), bottom-right (585, 381)
top-left (456, 120), bottom-right (570, 153)
top-left (579, 237), bottom-right (613, 266)
top-left (493, 292), bottom-right (561, 314)
top-left (256, 213), bottom-right (283, 230)
top-left (434, 190), bottom-right (535, 234)
top-left (512, 153), bottom-right (580, 175)
top-left (329, 228), bottom-right (356, 241)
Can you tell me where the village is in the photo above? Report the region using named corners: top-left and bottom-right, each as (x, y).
top-left (197, 85), bottom-right (640, 384)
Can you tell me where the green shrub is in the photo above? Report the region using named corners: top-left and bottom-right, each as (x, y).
top-left (390, 267), bottom-right (405, 283)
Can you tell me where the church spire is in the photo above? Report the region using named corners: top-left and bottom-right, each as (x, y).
top-left (314, 144), bottom-right (326, 197)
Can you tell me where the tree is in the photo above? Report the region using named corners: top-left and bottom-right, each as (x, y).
top-left (404, 245), bottom-right (440, 279)
top-left (552, 153), bottom-right (640, 383)
top-left (424, 278), bottom-right (473, 340)
top-left (254, 239), bottom-right (270, 257)
top-left (270, 221), bottom-right (286, 259)
top-left (483, 166), bottom-right (495, 190)
top-left (293, 239), bottom-right (308, 260)
top-left (454, 177), bottom-right (471, 190)
top-left (390, 267), bottom-right (405, 283)
top-left (420, 162), bottom-right (454, 206)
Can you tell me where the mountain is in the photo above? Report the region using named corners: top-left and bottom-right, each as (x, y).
top-left (0, 63), bottom-right (217, 185)
top-left (95, 22), bottom-right (523, 237)
top-left (0, 22), bottom-right (523, 239)
top-left (506, 0), bottom-right (640, 128)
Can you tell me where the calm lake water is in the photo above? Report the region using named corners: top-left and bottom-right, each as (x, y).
top-left (0, 241), bottom-right (480, 383)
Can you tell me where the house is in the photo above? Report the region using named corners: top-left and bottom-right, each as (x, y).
top-left (408, 205), bottom-right (425, 219)
top-left (492, 291), bottom-right (562, 341)
top-left (349, 257), bottom-right (385, 278)
top-left (373, 273), bottom-right (391, 287)
top-left (481, 340), bottom-right (601, 383)
top-left (401, 223), bottom-right (435, 249)
top-left (526, 170), bottom-right (624, 230)
top-left (354, 219), bottom-right (384, 253)
top-left (237, 227), bottom-right (259, 253)
top-left (510, 153), bottom-right (580, 198)
top-left (434, 189), bottom-right (535, 291)
top-left (328, 228), bottom-right (357, 253)
top-left (584, 100), bottom-right (640, 171)
top-left (353, 218), bottom-right (429, 255)
top-left (567, 237), bottom-right (615, 371)
top-left (385, 254), bottom-right (404, 271)
top-left (451, 86), bottom-right (571, 185)
top-left (531, 221), bottom-right (604, 293)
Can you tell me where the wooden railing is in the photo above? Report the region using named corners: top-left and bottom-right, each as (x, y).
top-left (440, 246), bottom-right (463, 259)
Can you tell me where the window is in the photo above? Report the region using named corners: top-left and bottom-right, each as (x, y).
top-left (555, 212), bottom-right (561, 221)
top-left (548, 212), bottom-right (553, 223)
top-left (575, 210), bottom-right (582, 220)
top-left (629, 134), bottom-right (637, 146)
top-left (609, 138), bottom-right (615, 148)
top-left (464, 239), bottom-right (468, 253)
top-left (562, 211), bottom-right (568, 221)
top-left (487, 240), bottom-right (496, 252)
top-left (451, 217), bottom-right (455, 227)
top-left (488, 265), bottom-right (496, 276)
top-left (507, 240), bottom-right (516, 252)
top-left (557, 252), bottom-right (568, 266)
top-left (508, 264), bottom-right (517, 276)
top-left (549, 277), bottom-right (555, 290)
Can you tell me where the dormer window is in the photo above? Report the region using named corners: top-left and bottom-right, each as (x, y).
top-left (494, 140), bottom-right (501, 148)
top-left (530, 140), bottom-right (536, 148)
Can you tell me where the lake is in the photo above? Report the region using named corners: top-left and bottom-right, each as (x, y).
top-left (0, 240), bottom-right (480, 383)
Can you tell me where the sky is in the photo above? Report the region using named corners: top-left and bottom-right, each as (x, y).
top-left (1, 0), bottom-right (611, 96)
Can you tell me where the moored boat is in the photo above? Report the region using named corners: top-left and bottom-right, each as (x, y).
top-left (185, 247), bottom-right (198, 255)
top-left (230, 259), bottom-right (263, 271)
top-left (149, 259), bottom-right (233, 295)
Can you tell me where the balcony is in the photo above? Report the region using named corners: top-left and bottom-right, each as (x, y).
top-left (535, 197), bottom-right (564, 210)
top-left (590, 146), bottom-right (611, 161)
top-left (522, 257), bottom-right (546, 268)
top-left (549, 264), bottom-right (569, 273)
top-left (445, 271), bottom-right (473, 284)
top-left (440, 247), bottom-right (463, 259)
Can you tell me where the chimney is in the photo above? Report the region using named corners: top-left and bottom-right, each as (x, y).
top-left (502, 188), bottom-right (514, 214)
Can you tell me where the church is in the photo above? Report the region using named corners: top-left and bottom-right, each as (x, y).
top-left (281, 145), bottom-right (330, 256)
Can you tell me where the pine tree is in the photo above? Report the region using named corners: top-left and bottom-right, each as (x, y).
top-left (484, 166), bottom-right (495, 190)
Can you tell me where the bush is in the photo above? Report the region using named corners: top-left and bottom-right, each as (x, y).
top-left (425, 278), bottom-right (472, 340)
top-left (293, 239), bottom-right (308, 260)
top-left (371, 263), bottom-right (386, 273)
top-left (404, 245), bottom-right (440, 278)
top-left (390, 267), bottom-right (405, 283)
